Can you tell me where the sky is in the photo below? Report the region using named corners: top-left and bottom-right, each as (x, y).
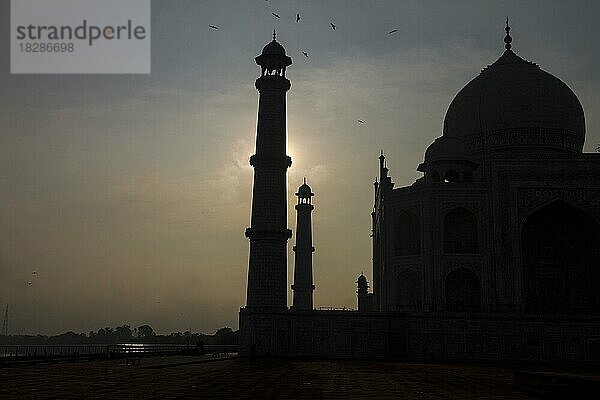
top-left (1, 0), bottom-right (599, 335)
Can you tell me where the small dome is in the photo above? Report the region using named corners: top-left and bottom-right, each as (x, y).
top-left (296, 179), bottom-right (314, 198)
top-left (443, 49), bottom-right (585, 153)
top-left (255, 33), bottom-right (292, 71)
top-left (424, 136), bottom-right (470, 163)
top-left (262, 39), bottom-right (286, 56)
top-left (357, 274), bottom-right (367, 284)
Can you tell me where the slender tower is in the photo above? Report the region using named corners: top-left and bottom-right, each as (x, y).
top-left (356, 274), bottom-right (369, 311)
top-left (2, 304), bottom-right (8, 336)
top-left (292, 179), bottom-right (315, 310)
top-left (245, 32), bottom-right (293, 311)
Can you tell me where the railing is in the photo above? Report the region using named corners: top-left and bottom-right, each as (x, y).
top-left (0, 343), bottom-right (239, 364)
top-left (108, 343), bottom-right (238, 356)
top-left (109, 343), bottom-right (193, 357)
top-left (1, 344), bottom-right (111, 362)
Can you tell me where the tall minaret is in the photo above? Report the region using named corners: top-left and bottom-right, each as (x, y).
top-left (291, 179), bottom-right (315, 310)
top-left (245, 32), bottom-right (293, 311)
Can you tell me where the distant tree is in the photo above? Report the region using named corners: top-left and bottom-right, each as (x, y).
top-left (137, 324), bottom-right (156, 340)
top-left (96, 327), bottom-right (114, 340)
top-left (115, 325), bottom-right (133, 342)
top-left (213, 327), bottom-right (236, 345)
top-left (215, 327), bottom-right (233, 336)
top-left (48, 331), bottom-right (84, 344)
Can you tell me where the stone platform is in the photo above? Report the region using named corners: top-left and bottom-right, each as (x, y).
top-left (0, 356), bottom-right (556, 399)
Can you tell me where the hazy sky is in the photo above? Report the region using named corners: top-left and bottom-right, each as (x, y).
top-left (1, 0), bottom-right (599, 335)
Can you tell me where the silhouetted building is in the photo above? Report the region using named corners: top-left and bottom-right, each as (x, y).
top-left (369, 23), bottom-right (600, 317)
top-left (240, 26), bottom-right (600, 360)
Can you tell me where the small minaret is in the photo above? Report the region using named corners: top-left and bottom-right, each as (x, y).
top-left (245, 32), bottom-right (293, 311)
top-left (291, 179), bottom-right (315, 310)
top-left (356, 274), bottom-right (373, 311)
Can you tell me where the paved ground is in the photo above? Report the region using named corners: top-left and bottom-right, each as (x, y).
top-left (0, 356), bottom-right (565, 399)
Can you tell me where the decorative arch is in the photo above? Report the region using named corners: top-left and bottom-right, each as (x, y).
top-left (444, 169), bottom-right (458, 183)
top-left (521, 200), bottom-right (600, 314)
top-left (394, 211), bottom-right (421, 256)
top-left (395, 269), bottom-right (421, 311)
top-left (463, 170), bottom-right (473, 182)
top-left (445, 267), bottom-right (481, 312)
top-left (443, 207), bottom-right (478, 254)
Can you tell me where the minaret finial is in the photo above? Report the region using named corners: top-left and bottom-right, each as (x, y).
top-left (504, 17), bottom-right (512, 50)
top-left (303, 177), bottom-right (306, 184)
top-left (273, 29), bottom-right (276, 41)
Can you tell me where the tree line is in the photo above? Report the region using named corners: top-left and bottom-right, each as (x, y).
top-left (0, 325), bottom-right (238, 345)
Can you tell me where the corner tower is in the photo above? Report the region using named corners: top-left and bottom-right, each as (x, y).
top-left (291, 179), bottom-right (315, 310)
top-left (245, 32), bottom-right (293, 311)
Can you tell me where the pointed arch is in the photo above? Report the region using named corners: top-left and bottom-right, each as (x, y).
top-left (443, 207), bottom-right (478, 254)
top-left (444, 169), bottom-right (458, 183)
top-left (396, 269), bottom-right (421, 311)
top-left (394, 211), bottom-right (421, 256)
top-left (521, 200), bottom-right (600, 314)
top-left (445, 268), bottom-right (481, 312)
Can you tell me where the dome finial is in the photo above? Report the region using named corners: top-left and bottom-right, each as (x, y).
top-left (504, 17), bottom-right (512, 50)
top-left (273, 29), bottom-right (276, 41)
top-left (303, 177), bottom-right (306, 184)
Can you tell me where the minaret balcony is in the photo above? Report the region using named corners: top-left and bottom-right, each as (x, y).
top-left (249, 154), bottom-right (292, 168)
top-left (245, 227), bottom-right (292, 240)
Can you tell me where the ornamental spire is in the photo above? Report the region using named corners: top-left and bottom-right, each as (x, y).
top-left (273, 29), bottom-right (276, 41)
top-left (504, 17), bottom-right (512, 50)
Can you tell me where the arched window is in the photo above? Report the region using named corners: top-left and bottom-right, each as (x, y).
top-left (444, 169), bottom-right (458, 183)
top-left (443, 207), bottom-right (478, 254)
top-left (522, 201), bottom-right (600, 314)
top-left (463, 170), bottom-right (473, 182)
top-left (394, 211), bottom-right (420, 256)
top-left (396, 270), bottom-right (421, 311)
top-left (445, 268), bottom-right (481, 312)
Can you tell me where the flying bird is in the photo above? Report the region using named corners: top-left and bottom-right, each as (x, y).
top-left (209, 25), bottom-right (219, 30)
top-left (296, 14), bottom-right (300, 22)
top-left (27, 282), bottom-right (32, 285)
top-left (32, 271), bottom-right (37, 275)
top-left (330, 22), bottom-right (336, 30)
top-left (272, 12), bottom-right (280, 19)
top-left (357, 120), bottom-right (365, 124)
top-left (388, 29), bottom-right (398, 34)
top-left (301, 51), bottom-right (308, 57)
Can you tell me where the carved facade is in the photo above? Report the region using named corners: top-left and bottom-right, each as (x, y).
top-left (371, 39), bottom-right (600, 318)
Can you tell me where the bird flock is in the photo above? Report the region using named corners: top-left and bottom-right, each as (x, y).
top-left (208, 6), bottom-right (399, 126)
top-left (27, 271), bottom-right (37, 286)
